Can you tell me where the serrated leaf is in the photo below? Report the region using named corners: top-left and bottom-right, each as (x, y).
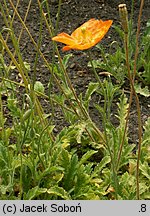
top-left (145, 19), bottom-right (150, 36)
top-left (64, 154), bottom-right (79, 189)
top-left (143, 117), bottom-right (150, 142)
top-left (134, 83), bottom-right (150, 97)
top-left (116, 93), bottom-right (129, 126)
top-left (76, 122), bottom-right (86, 143)
top-left (59, 148), bottom-right (70, 169)
top-left (84, 82), bottom-right (99, 109)
top-left (93, 156), bottom-right (111, 176)
top-left (119, 144), bottom-right (135, 168)
top-left (25, 186), bottom-right (47, 200)
top-left (47, 186), bottom-right (71, 200)
top-left (38, 165), bottom-right (64, 181)
top-left (94, 103), bottom-right (105, 115)
top-left (85, 82), bottom-right (99, 101)
top-left (62, 54), bottom-right (73, 69)
top-left (88, 59), bottom-right (102, 68)
top-left (140, 161), bottom-right (150, 180)
top-left (79, 150), bottom-right (98, 166)
top-left (113, 25), bottom-right (124, 40)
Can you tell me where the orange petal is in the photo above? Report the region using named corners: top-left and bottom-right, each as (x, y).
top-left (71, 18), bottom-right (96, 38)
top-left (62, 46), bottom-right (72, 51)
top-left (63, 43), bottom-right (93, 51)
top-left (52, 33), bottom-right (76, 46)
top-left (92, 20), bottom-right (113, 44)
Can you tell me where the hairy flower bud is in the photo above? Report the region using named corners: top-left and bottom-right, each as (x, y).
top-left (119, 4), bottom-right (128, 34)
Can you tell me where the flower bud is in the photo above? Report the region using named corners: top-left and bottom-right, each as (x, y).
top-left (119, 4), bottom-right (128, 34)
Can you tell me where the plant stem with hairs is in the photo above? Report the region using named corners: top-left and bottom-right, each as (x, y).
top-left (118, 2), bottom-right (143, 200)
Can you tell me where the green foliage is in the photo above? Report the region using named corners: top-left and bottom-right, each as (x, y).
top-left (140, 117), bottom-right (150, 163)
top-left (0, 73), bottom-right (149, 200)
top-left (84, 82), bottom-right (99, 110)
top-left (34, 81), bottom-right (45, 94)
top-left (0, 112), bottom-right (110, 199)
top-left (137, 20), bottom-right (150, 85)
top-left (88, 45), bottom-right (126, 84)
top-left (88, 19), bottom-right (150, 88)
top-left (134, 82), bottom-right (150, 97)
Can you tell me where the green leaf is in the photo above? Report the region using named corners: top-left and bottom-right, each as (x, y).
top-left (143, 117), bottom-right (150, 145)
top-left (134, 83), bottom-right (150, 97)
top-left (144, 19), bottom-right (150, 36)
top-left (22, 109), bottom-right (32, 122)
top-left (64, 154), bottom-right (78, 189)
top-left (24, 61), bottom-right (31, 71)
top-left (47, 186), bottom-right (71, 200)
top-left (94, 104), bottom-right (105, 116)
top-left (25, 186), bottom-right (47, 200)
top-left (38, 165), bottom-right (64, 181)
top-left (7, 98), bottom-right (21, 118)
top-left (79, 150), bottom-right (98, 166)
top-left (34, 81), bottom-right (45, 94)
top-left (84, 82), bottom-right (99, 109)
top-left (62, 54), bottom-right (73, 69)
top-left (92, 156), bottom-right (111, 176)
top-left (85, 82), bottom-right (99, 101)
top-left (59, 148), bottom-right (70, 169)
top-left (116, 93), bottom-right (129, 126)
top-left (113, 25), bottom-right (124, 40)
top-left (88, 59), bottom-right (102, 68)
top-left (140, 161), bottom-right (150, 180)
top-left (119, 144), bottom-right (135, 168)
top-left (76, 122), bottom-right (87, 143)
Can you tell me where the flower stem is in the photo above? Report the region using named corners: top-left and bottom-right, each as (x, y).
top-left (133, 0), bottom-right (144, 200)
top-left (118, 2), bottom-right (143, 199)
top-left (88, 50), bottom-right (119, 199)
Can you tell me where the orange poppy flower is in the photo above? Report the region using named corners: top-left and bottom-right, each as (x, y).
top-left (52, 18), bottom-right (113, 51)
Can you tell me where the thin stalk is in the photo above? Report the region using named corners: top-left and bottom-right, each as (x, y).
top-left (37, 0), bottom-right (105, 143)
top-left (116, 32), bottom-right (133, 170)
top-left (88, 51), bottom-right (119, 198)
top-left (7, 0), bottom-right (80, 118)
top-left (32, 3), bottom-right (44, 87)
top-left (0, 35), bottom-right (29, 90)
top-left (0, 76), bottom-right (77, 115)
top-left (118, 2), bottom-right (143, 199)
top-left (130, 0), bottom-right (135, 27)
top-left (0, 2), bottom-right (31, 89)
top-left (88, 51), bottom-right (107, 112)
top-left (7, 0), bottom-right (105, 144)
top-left (1, 0), bottom-right (20, 55)
top-left (55, 0), bottom-right (62, 34)
top-left (133, 0), bottom-right (144, 200)
top-left (45, 1), bottom-right (55, 120)
top-left (2, 1), bottom-right (55, 142)
top-left (102, 111), bottom-right (119, 200)
top-left (7, 0), bottom-right (32, 74)
top-left (117, 5), bottom-right (136, 173)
